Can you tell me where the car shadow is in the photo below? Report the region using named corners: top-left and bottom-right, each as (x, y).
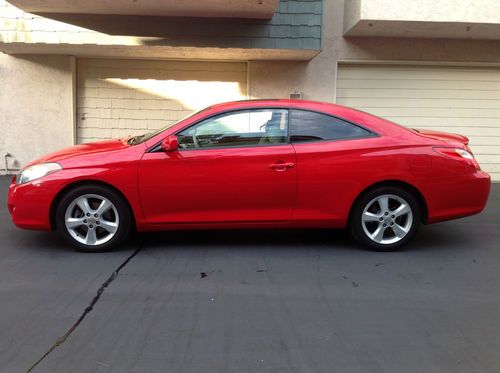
top-left (7, 221), bottom-right (477, 255)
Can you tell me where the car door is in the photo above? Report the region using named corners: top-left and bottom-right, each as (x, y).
top-left (138, 108), bottom-right (297, 224)
top-left (289, 109), bottom-right (378, 222)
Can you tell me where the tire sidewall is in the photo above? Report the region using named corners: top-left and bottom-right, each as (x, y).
top-left (56, 185), bottom-right (131, 252)
top-left (351, 187), bottom-right (421, 252)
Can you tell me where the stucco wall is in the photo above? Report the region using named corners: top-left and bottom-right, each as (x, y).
top-left (0, 54), bottom-right (74, 172)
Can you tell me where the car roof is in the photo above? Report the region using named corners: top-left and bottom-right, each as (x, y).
top-left (207, 99), bottom-right (339, 111)
top-left (205, 99), bottom-right (406, 133)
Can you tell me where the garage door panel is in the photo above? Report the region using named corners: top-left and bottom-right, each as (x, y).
top-left (338, 79), bottom-right (500, 91)
top-left (337, 97), bottom-right (500, 110)
top-left (384, 124), bottom-right (498, 137)
top-left (382, 117), bottom-right (500, 127)
top-left (337, 64), bottom-right (500, 180)
top-left (337, 88), bottom-right (499, 100)
top-left (465, 137), bottom-right (500, 146)
top-left (356, 107), bottom-right (500, 119)
top-left (472, 146), bottom-right (500, 155)
top-left (77, 58), bottom-right (247, 144)
top-left (338, 67), bottom-right (500, 82)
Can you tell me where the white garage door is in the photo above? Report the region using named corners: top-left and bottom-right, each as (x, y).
top-left (337, 64), bottom-right (500, 180)
top-left (77, 58), bottom-right (247, 144)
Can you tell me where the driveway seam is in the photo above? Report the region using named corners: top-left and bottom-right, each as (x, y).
top-left (27, 244), bottom-right (143, 373)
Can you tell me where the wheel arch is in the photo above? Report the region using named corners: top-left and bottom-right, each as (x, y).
top-left (349, 180), bottom-right (429, 224)
top-left (49, 180), bottom-right (137, 231)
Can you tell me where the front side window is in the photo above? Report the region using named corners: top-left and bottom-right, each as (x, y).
top-left (290, 110), bottom-right (372, 143)
top-left (178, 109), bottom-right (288, 149)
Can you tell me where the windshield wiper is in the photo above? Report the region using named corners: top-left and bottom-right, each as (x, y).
top-left (127, 134), bottom-right (145, 145)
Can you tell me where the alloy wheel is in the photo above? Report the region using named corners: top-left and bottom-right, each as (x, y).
top-left (64, 194), bottom-right (119, 246)
top-left (361, 194), bottom-right (413, 245)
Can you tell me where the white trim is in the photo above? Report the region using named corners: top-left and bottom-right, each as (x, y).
top-left (333, 60), bottom-right (339, 103)
top-left (246, 61), bottom-right (251, 99)
top-left (70, 56), bottom-right (77, 145)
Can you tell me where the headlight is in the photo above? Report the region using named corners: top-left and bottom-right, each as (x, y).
top-left (16, 163), bottom-right (62, 185)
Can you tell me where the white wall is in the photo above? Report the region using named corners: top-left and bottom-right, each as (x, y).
top-left (0, 54), bottom-right (74, 172)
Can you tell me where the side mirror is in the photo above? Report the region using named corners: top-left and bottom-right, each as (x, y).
top-left (161, 135), bottom-right (179, 152)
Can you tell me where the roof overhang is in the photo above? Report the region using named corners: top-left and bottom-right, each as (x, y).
top-left (344, 0), bottom-right (500, 40)
top-left (6, 0), bottom-right (279, 19)
top-left (0, 43), bottom-right (320, 61)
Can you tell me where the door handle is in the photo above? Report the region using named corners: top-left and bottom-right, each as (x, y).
top-left (269, 162), bottom-right (295, 172)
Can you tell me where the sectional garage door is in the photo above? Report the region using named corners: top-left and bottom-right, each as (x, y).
top-left (77, 58), bottom-right (247, 144)
top-left (337, 64), bottom-right (500, 180)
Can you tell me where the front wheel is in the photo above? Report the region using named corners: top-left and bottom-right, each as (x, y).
top-left (350, 187), bottom-right (420, 251)
top-left (55, 185), bottom-right (132, 252)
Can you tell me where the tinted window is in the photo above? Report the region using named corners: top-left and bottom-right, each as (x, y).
top-left (178, 109), bottom-right (288, 149)
top-left (290, 110), bottom-right (371, 142)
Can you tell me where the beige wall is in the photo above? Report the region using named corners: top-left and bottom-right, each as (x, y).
top-left (0, 54), bottom-right (74, 172)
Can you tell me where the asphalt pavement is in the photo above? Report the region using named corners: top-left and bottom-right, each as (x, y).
top-left (1, 175), bottom-right (499, 373)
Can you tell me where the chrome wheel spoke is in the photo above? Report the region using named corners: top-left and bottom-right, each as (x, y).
top-left (393, 203), bottom-right (410, 218)
top-left (85, 228), bottom-right (98, 245)
top-left (377, 196), bottom-right (389, 212)
top-left (391, 223), bottom-right (409, 238)
top-left (370, 225), bottom-right (386, 243)
top-left (362, 211), bottom-right (382, 222)
top-left (66, 217), bottom-right (86, 229)
top-left (96, 199), bottom-right (112, 216)
top-left (99, 220), bottom-right (118, 234)
top-left (76, 197), bottom-right (92, 215)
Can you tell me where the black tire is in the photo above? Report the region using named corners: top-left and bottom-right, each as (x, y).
top-left (55, 184), bottom-right (132, 253)
top-left (350, 186), bottom-right (420, 252)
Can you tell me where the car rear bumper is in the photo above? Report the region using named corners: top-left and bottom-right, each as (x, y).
top-left (425, 170), bottom-right (491, 224)
top-left (7, 177), bottom-right (57, 231)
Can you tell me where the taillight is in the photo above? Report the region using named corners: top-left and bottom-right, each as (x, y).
top-left (433, 147), bottom-right (480, 170)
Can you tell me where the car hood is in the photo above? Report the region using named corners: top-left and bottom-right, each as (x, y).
top-left (25, 139), bottom-right (130, 168)
top-left (413, 128), bottom-right (469, 145)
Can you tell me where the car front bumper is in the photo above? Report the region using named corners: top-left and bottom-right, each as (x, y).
top-left (7, 176), bottom-right (62, 231)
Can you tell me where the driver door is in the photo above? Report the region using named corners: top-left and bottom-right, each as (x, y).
top-left (138, 108), bottom-right (297, 224)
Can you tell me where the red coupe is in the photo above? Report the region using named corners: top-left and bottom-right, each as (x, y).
top-left (7, 100), bottom-right (490, 252)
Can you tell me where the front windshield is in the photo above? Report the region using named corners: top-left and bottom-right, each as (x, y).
top-left (127, 107), bottom-right (209, 145)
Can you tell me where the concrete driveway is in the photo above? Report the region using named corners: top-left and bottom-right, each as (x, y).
top-left (1, 175), bottom-right (499, 373)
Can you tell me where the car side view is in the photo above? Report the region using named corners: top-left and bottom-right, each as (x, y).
top-left (7, 99), bottom-right (491, 252)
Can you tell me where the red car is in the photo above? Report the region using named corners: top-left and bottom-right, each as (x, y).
top-left (7, 99), bottom-right (490, 252)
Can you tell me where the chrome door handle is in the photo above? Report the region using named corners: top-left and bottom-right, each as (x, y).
top-left (269, 162), bottom-right (295, 171)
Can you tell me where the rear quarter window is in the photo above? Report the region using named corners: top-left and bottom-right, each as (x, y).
top-left (290, 109), bottom-right (373, 142)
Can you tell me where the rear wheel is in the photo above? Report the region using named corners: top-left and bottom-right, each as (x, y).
top-left (56, 185), bottom-right (131, 252)
top-left (350, 187), bottom-right (420, 251)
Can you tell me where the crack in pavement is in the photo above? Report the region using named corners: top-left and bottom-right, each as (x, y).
top-left (27, 244), bottom-right (143, 373)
